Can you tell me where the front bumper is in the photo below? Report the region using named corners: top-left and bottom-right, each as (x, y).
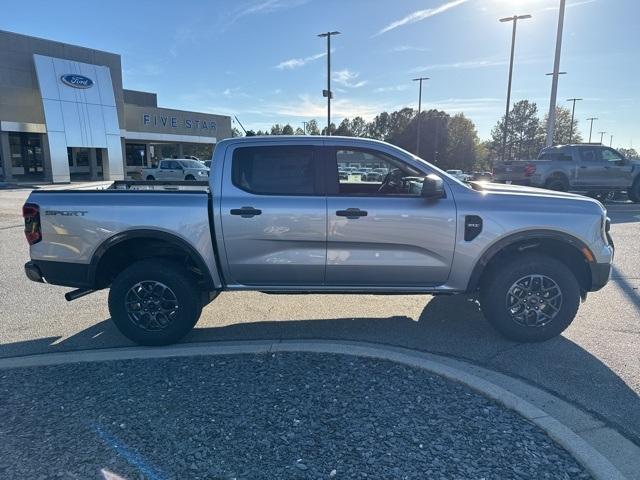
top-left (589, 262), bottom-right (612, 291)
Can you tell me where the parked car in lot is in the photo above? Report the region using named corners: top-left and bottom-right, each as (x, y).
top-left (23, 136), bottom-right (613, 346)
top-left (141, 159), bottom-right (209, 181)
top-left (492, 144), bottom-right (640, 201)
top-left (471, 171), bottom-right (493, 182)
top-left (446, 169), bottom-right (472, 182)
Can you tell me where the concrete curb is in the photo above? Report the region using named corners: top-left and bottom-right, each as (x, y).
top-left (0, 339), bottom-right (634, 480)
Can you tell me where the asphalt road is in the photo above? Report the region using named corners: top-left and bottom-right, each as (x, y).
top-left (0, 187), bottom-right (638, 445)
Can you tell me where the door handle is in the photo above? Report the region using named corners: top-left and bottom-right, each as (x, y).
top-left (579, 166), bottom-right (587, 169)
top-left (230, 206), bottom-right (262, 218)
top-left (336, 208), bottom-right (368, 219)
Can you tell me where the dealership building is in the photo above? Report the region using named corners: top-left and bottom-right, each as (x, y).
top-left (0, 30), bottom-right (232, 183)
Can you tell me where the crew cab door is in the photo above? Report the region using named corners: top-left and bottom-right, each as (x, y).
top-left (219, 144), bottom-right (326, 286)
top-left (600, 147), bottom-right (633, 187)
top-left (158, 160), bottom-right (181, 180)
top-left (324, 146), bottom-right (456, 287)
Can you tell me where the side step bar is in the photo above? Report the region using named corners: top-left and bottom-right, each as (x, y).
top-left (65, 288), bottom-right (97, 302)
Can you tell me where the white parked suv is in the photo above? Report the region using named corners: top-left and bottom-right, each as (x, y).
top-left (142, 159), bottom-right (209, 181)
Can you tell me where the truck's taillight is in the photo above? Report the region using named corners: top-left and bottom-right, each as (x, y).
top-left (524, 163), bottom-right (536, 177)
top-left (22, 203), bottom-right (42, 245)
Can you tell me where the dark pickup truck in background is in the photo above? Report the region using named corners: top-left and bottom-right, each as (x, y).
top-left (493, 144), bottom-right (640, 202)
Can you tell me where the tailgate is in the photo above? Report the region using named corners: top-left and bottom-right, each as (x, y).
top-left (492, 162), bottom-right (529, 183)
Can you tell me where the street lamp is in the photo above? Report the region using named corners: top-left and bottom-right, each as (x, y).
top-left (545, 0), bottom-right (567, 147)
top-left (302, 121), bottom-right (308, 135)
top-left (318, 31), bottom-right (340, 135)
top-left (610, 134), bottom-right (613, 147)
top-left (499, 13), bottom-right (532, 161)
top-left (565, 98), bottom-right (582, 143)
top-left (598, 131), bottom-right (607, 144)
top-left (586, 117), bottom-right (598, 142)
top-left (412, 77), bottom-right (430, 157)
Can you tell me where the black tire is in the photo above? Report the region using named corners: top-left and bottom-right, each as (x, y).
top-left (479, 253), bottom-right (580, 342)
top-left (146, 175), bottom-right (155, 181)
top-left (544, 176), bottom-right (569, 192)
top-left (628, 179), bottom-right (640, 203)
top-left (108, 259), bottom-right (202, 346)
top-left (185, 175), bottom-right (196, 181)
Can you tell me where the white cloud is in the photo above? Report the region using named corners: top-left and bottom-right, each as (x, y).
top-left (273, 94), bottom-right (384, 120)
top-left (374, 84), bottom-right (410, 93)
top-left (377, 0), bottom-right (470, 35)
top-left (332, 69), bottom-right (368, 88)
top-left (275, 51), bottom-right (326, 70)
top-left (231, 0), bottom-right (310, 24)
top-left (410, 55), bottom-right (545, 73)
top-left (389, 45), bottom-right (431, 53)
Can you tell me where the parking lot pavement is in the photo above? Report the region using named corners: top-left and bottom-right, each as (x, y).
top-left (0, 352), bottom-right (591, 479)
top-left (0, 190), bottom-right (638, 445)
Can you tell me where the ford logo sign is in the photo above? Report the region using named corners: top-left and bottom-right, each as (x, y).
top-left (60, 74), bottom-right (94, 89)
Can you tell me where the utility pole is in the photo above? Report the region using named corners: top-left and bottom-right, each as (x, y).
top-left (598, 131), bottom-right (607, 144)
top-left (609, 134), bottom-right (613, 147)
top-left (318, 31), bottom-right (340, 135)
top-left (499, 14), bottom-right (532, 161)
top-left (566, 98), bottom-right (582, 143)
top-left (412, 77), bottom-right (429, 157)
top-left (586, 117), bottom-right (598, 142)
top-left (302, 121), bottom-right (308, 134)
top-left (545, 0), bottom-right (567, 147)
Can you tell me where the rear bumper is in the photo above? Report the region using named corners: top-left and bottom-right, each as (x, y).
top-left (24, 260), bottom-right (92, 288)
top-left (24, 261), bottom-right (44, 283)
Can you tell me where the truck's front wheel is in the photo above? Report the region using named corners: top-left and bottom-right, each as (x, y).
top-left (479, 253), bottom-right (580, 342)
top-left (108, 259), bottom-right (202, 346)
top-left (628, 179), bottom-right (640, 203)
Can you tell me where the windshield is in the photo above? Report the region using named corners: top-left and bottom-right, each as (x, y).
top-left (179, 160), bottom-right (207, 169)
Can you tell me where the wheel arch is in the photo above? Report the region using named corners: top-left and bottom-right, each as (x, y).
top-left (89, 229), bottom-right (215, 290)
top-left (466, 229), bottom-right (594, 294)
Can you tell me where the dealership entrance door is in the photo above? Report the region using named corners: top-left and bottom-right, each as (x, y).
top-left (6, 133), bottom-right (45, 181)
top-left (67, 147), bottom-right (104, 181)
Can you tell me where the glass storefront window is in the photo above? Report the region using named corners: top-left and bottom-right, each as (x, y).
top-left (125, 143), bottom-right (147, 166)
top-left (183, 143), bottom-right (214, 161)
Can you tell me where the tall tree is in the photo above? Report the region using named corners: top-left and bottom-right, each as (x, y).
top-left (270, 124), bottom-right (283, 135)
top-left (490, 100), bottom-right (544, 160)
top-left (618, 147), bottom-right (639, 159)
top-left (294, 127), bottom-right (305, 135)
top-left (306, 119), bottom-right (321, 135)
top-left (543, 106), bottom-right (583, 145)
top-left (282, 124), bottom-right (294, 135)
top-left (443, 113), bottom-right (479, 171)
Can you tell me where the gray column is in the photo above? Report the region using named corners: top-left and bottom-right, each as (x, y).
top-left (40, 134), bottom-right (53, 182)
top-left (88, 149), bottom-right (98, 180)
top-left (177, 143), bottom-right (184, 158)
top-left (0, 132), bottom-right (12, 181)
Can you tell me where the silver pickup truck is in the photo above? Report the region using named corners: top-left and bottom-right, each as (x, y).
top-left (23, 136), bottom-right (614, 345)
top-left (141, 158), bottom-right (209, 181)
top-left (493, 144), bottom-right (640, 201)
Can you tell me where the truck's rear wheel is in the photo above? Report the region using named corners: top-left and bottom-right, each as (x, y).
top-left (544, 176), bottom-right (569, 192)
top-left (185, 174), bottom-right (196, 181)
top-left (108, 259), bottom-right (202, 346)
top-left (479, 253), bottom-right (580, 342)
top-left (146, 175), bottom-right (155, 181)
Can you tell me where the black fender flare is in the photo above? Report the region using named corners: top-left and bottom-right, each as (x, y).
top-left (88, 229), bottom-right (214, 289)
top-left (465, 229), bottom-right (593, 292)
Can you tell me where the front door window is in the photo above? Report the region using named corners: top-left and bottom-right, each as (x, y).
top-left (9, 133), bottom-right (45, 180)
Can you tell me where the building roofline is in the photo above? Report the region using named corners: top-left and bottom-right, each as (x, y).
top-left (0, 29), bottom-right (121, 58)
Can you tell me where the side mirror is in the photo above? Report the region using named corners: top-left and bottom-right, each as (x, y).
top-left (421, 174), bottom-right (445, 199)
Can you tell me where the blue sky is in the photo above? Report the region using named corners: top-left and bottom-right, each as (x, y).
top-left (4, 0), bottom-right (639, 147)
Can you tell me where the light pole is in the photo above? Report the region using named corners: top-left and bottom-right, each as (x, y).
top-left (302, 121), bottom-right (308, 134)
top-left (598, 131), bottom-right (607, 144)
top-left (587, 117), bottom-right (598, 142)
top-left (499, 13), bottom-right (532, 161)
top-left (545, 0), bottom-right (567, 147)
top-left (318, 31), bottom-right (340, 135)
top-left (566, 98), bottom-right (582, 143)
top-left (609, 135), bottom-right (613, 147)
top-left (412, 77), bottom-right (429, 157)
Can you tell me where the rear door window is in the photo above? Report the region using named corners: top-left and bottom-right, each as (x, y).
top-left (231, 146), bottom-right (322, 195)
